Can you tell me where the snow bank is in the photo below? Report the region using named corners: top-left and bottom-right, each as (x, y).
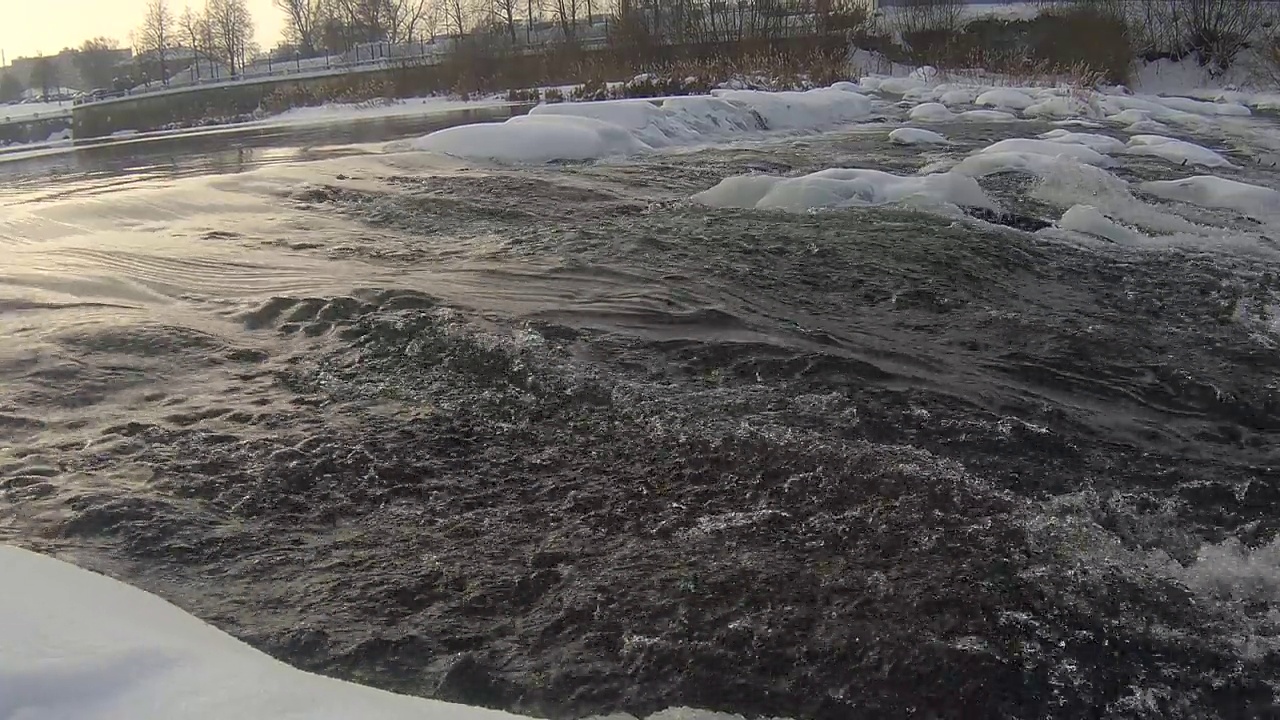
top-left (410, 86), bottom-right (874, 163)
top-left (1124, 134), bottom-right (1236, 168)
top-left (1140, 176), bottom-right (1280, 220)
top-left (0, 546), bottom-right (758, 720)
top-left (1059, 204), bottom-right (1144, 243)
top-left (889, 127), bottom-right (948, 145)
top-left (692, 168), bottom-right (993, 213)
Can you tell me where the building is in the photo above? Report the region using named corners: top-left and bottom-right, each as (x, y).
top-left (3, 46), bottom-right (132, 93)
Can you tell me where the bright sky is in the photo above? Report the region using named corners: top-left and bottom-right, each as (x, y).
top-left (1, 0), bottom-right (287, 62)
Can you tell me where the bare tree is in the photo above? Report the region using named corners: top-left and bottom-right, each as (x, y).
top-left (178, 6), bottom-right (210, 79)
top-left (72, 37), bottom-right (123, 90)
top-left (206, 0), bottom-right (255, 76)
top-left (552, 0), bottom-right (580, 39)
top-left (493, 0), bottom-right (522, 42)
top-left (384, 0), bottom-right (433, 43)
top-left (442, 0), bottom-right (471, 37)
top-left (275, 0), bottom-right (328, 54)
top-left (137, 0), bottom-right (176, 84)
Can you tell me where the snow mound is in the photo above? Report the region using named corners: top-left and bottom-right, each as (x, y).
top-left (977, 138), bottom-right (1110, 165)
top-left (951, 151), bottom-right (1075, 177)
top-left (0, 546), bottom-right (768, 720)
top-left (411, 115), bottom-right (648, 162)
top-left (1124, 134), bottom-right (1236, 168)
top-left (692, 168), bottom-right (994, 213)
top-left (907, 102), bottom-right (955, 122)
top-left (410, 86), bottom-right (874, 163)
top-left (938, 89), bottom-right (978, 107)
top-left (1153, 95), bottom-right (1251, 117)
top-left (1140, 176), bottom-right (1280, 220)
top-left (1059, 205), bottom-right (1144, 243)
top-left (1023, 95), bottom-right (1102, 120)
top-left (1038, 129), bottom-right (1127, 155)
top-left (958, 109), bottom-right (1019, 122)
top-left (976, 89), bottom-right (1036, 111)
top-left (889, 127), bottom-right (948, 145)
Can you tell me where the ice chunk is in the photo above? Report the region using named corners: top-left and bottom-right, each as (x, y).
top-left (1059, 204), bottom-right (1143, 243)
top-left (693, 168), bottom-right (994, 213)
top-left (1140, 176), bottom-right (1280, 220)
top-left (889, 127), bottom-right (949, 145)
top-left (976, 89), bottom-right (1036, 111)
top-left (907, 102), bottom-right (955, 122)
top-left (1037, 129), bottom-right (1127, 155)
top-left (976, 138), bottom-right (1110, 165)
top-left (1124, 134), bottom-right (1236, 168)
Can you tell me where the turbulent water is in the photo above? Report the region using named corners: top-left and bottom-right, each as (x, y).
top-left (4, 109), bottom-right (1280, 719)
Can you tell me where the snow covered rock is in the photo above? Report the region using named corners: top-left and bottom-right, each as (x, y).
top-left (975, 89), bottom-right (1036, 111)
top-left (889, 127), bottom-right (949, 145)
top-left (907, 102), bottom-right (955, 122)
top-left (976, 138), bottom-right (1111, 165)
top-left (957, 109), bottom-right (1019, 122)
top-left (938, 89), bottom-right (978, 107)
top-left (692, 168), bottom-right (994, 213)
top-left (1140, 176), bottom-right (1280, 220)
top-left (410, 86), bottom-right (875, 163)
top-left (1059, 205), bottom-right (1144, 243)
top-left (1037, 129), bottom-right (1127, 155)
top-left (1124, 135), bottom-right (1236, 168)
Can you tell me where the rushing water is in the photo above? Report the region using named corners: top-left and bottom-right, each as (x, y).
top-left (3, 106), bottom-right (1280, 719)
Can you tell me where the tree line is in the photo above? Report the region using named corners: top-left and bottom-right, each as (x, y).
top-left (134, 0), bottom-right (256, 84)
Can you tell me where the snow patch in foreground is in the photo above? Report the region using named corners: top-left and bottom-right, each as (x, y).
top-left (410, 86), bottom-right (874, 163)
top-left (0, 546), bottom-right (765, 720)
top-left (692, 168), bottom-right (993, 213)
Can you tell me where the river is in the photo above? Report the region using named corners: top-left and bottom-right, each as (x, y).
top-left (3, 101), bottom-right (1280, 719)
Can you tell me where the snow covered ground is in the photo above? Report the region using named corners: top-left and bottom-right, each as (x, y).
top-left (0, 100), bottom-right (72, 123)
top-left (268, 96), bottom-right (514, 126)
top-left (0, 546), bottom-right (766, 720)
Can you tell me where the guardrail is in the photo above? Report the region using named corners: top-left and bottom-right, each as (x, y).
top-left (72, 35), bottom-right (615, 107)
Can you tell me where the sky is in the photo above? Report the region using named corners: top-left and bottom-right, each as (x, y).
top-left (1, 0), bottom-right (287, 62)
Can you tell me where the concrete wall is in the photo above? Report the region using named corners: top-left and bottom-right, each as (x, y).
top-left (72, 65), bottom-right (437, 138)
top-left (0, 115), bottom-right (72, 145)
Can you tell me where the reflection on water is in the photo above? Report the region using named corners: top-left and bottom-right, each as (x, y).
top-left (0, 105), bottom-right (528, 203)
